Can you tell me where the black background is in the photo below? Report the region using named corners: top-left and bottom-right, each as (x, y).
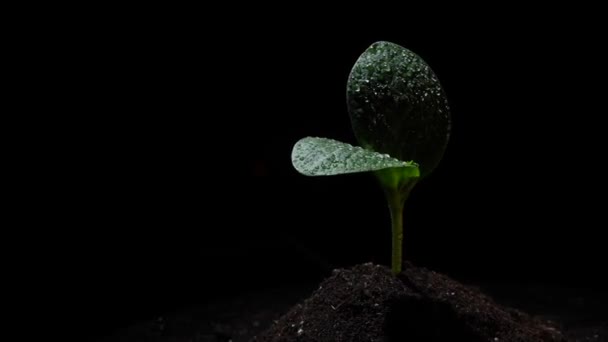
top-left (47, 16), bottom-right (607, 339)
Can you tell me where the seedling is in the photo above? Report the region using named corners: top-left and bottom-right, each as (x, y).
top-left (291, 41), bottom-right (451, 274)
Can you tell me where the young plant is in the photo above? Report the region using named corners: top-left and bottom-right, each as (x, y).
top-left (291, 41), bottom-right (451, 274)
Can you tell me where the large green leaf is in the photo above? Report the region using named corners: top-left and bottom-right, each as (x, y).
top-left (347, 41), bottom-right (451, 177)
top-left (292, 137), bottom-right (417, 176)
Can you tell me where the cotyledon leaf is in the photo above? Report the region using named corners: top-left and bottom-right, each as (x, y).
top-left (347, 41), bottom-right (451, 178)
top-left (291, 137), bottom-right (417, 176)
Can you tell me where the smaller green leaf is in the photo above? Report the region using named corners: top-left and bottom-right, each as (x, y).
top-left (291, 137), bottom-right (417, 176)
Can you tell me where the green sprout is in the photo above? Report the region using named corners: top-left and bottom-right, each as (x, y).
top-left (291, 41), bottom-right (450, 275)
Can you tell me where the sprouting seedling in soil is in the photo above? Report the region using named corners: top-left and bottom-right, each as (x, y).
top-left (291, 41), bottom-right (451, 275)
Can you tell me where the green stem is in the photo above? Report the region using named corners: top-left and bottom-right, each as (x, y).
top-left (387, 189), bottom-right (405, 275)
top-left (376, 166), bottom-right (419, 275)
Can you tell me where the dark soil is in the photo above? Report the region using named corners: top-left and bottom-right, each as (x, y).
top-left (254, 263), bottom-right (566, 341)
top-left (100, 263), bottom-right (607, 342)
